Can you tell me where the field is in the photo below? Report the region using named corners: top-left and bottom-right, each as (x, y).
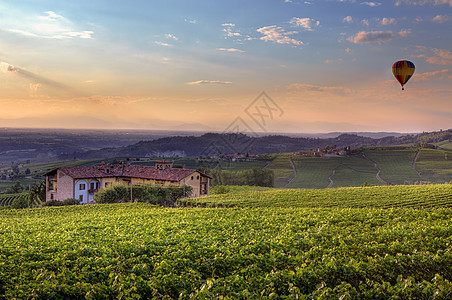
top-left (1, 147), bottom-right (451, 194)
top-left (263, 148), bottom-right (451, 188)
top-left (1, 184), bottom-right (451, 298)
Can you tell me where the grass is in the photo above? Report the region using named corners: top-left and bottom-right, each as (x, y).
top-left (264, 154), bottom-right (295, 187)
top-left (416, 149), bottom-right (452, 183)
top-left (363, 148), bottom-right (420, 185)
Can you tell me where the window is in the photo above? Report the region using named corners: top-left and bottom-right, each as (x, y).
top-left (105, 182), bottom-right (110, 187)
top-left (191, 176), bottom-right (194, 180)
top-left (50, 194), bottom-right (54, 200)
top-left (79, 195), bottom-right (83, 202)
top-left (80, 183), bottom-right (86, 190)
top-left (197, 175), bottom-right (200, 180)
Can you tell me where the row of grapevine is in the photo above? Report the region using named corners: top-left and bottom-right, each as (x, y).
top-left (0, 194), bottom-right (22, 207)
top-left (0, 193), bottom-right (41, 207)
top-left (0, 203), bottom-right (450, 298)
top-left (181, 184), bottom-right (452, 209)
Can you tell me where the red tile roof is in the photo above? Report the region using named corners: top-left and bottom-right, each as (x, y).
top-left (51, 164), bottom-right (206, 182)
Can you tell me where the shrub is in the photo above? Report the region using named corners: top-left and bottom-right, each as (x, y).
top-left (62, 198), bottom-right (80, 206)
top-left (95, 184), bottom-right (189, 205)
top-left (211, 186), bottom-right (230, 194)
top-left (95, 185), bottom-right (121, 204)
top-left (11, 195), bottom-right (29, 209)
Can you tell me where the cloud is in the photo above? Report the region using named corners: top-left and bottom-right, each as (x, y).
top-left (155, 41), bottom-right (170, 46)
top-left (286, 83), bottom-right (353, 96)
top-left (380, 17), bottom-right (397, 25)
top-left (257, 25), bottom-right (303, 46)
top-left (29, 83), bottom-right (42, 91)
top-left (222, 23), bottom-right (242, 38)
top-left (432, 14), bottom-right (452, 22)
top-left (325, 58), bottom-right (344, 64)
top-left (289, 17), bottom-right (320, 31)
top-left (361, 2), bottom-right (382, 6)
top-left (347, 30), bottom-right (410, 43)
top-left (38, 11), bottom-right (65, 22)
top-left (184, 19), bottom-right (198, 24)
top-left (7, 10), bottom-right (94, 39)
top-left (0, 60), bottom-right (71, 91)
top-left (1, 61), bottom-right (18, 73)
top-left (217, 48), bottom-right (245, 53)
top-left (187, 80), bottom-right (232, 85)
top-left (415, 47), bottom-right (452, 65)
top-left (165, 34), bottom-right (179, 40)
top-left (343, 16), bottom-right (353, 23)
top-left (413, 69), bottom-right (451, 81)
top-left (362, 19), bottom-right (370, 26)
top-left (395, 0), bottom-right (452, 6)
top-left (398, 29), bottom-right (411, 37)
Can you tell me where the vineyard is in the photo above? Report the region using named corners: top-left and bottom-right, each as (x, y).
top-left (0, 185), bottom-right (451, 298)
top-left (182, 184), bottom-right (452, 209)
top-left (0, 194), bottom-right (26, 207)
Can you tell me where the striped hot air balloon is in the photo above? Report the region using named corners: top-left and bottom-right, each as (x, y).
top-left (392, 60), bottom-right (415, 90)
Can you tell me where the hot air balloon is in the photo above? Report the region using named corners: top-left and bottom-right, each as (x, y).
top-left (392, 60), bottom-right (415, 90)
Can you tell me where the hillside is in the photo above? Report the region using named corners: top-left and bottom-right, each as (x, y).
top-left (1, 185), bottom-right (451, 298)
top-left (62, 129), bottom-right (452, 160)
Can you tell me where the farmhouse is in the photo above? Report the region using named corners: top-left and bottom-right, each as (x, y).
top-left (44, 161), bottom-right (211, 204)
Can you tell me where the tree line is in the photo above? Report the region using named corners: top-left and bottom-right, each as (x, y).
top-left (199, 168), bottom-right (274, 187)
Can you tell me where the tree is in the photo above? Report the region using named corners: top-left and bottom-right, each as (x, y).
top-left (12, 194), bottom-right (28, 209)
top-left (12, 165), bottom-right (20, 175)
top-left (30, 181), bottom-right (46, 203)
top-left (5, 181), bottom-right (25, 194)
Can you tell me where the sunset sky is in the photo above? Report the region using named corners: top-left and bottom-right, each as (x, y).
top-left (0, 0), bottom-right (451, 133)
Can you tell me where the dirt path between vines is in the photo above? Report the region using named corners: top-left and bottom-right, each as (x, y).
top-left (285, 157), bottom-right (297, 187)
top-left (362, 153), bottom-right (389, 185)
top-left (326, 169), bottom-right (336, 188)
top-left (412, 150), bottom-right (422, 176)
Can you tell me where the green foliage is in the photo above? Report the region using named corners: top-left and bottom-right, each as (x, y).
top-left (11, 194), bottom-right (29, 209)
top-left (204, 168), bottom-right (274, 187)
top-left (62, 198), bottom-right (81, 206)
top-left (95, 184), bottom-right (190, 205)
top-left (5, 181), bottom-right (25, 194)
top-left (182, 184), bottom-right (452, 209)
top-left (43, 200), bottom-right (65, 207)
top-left (43, 198), bottom-right (80, 207)
top-left (0, 200), bottom-right (451, 298)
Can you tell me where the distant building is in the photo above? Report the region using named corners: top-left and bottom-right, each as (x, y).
top-left (44, 161), bottom-right (211, 204)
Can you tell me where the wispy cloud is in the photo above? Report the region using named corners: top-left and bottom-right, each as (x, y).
top-left (257, 25), bottom-right (303, 46)
top-left (155, 41), bottom-right (170, 47)
top-left (7, 11), bottom-right (94, 39)
top-left (217, 48), bottom-right (245, 53)
top-left (395, 0), bottom-right (452, 7)
top-left (286, 83), bottom-right (353, 96)
top-left (165, 34), bottom-right (179, 40)
top-left (414, 46), bottom-right (452, 65)
top-left (361, 2), bottom-right (382, 6)
top-left (289, 17), bottom-right (320, 31)
top-left (222, 23), bottom-right (242, 38)
top-left (413, 69), bottom-right (451, 81)
top-left (325, 58), bottom-right (344, 64)
top-left (0, 60), bottom-right (71, 91)
top-left (347, 30), bottom-right (410, 43)
top-left (187, 80), bottom-right (232, 85)
top-left (432, 14), bottom-right (452, 22)
top-left (380, 17), bottom-right (397, 25)
top-left (343, 16), bottom-right (353, 23)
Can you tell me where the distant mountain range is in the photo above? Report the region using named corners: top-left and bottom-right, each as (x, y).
top-left (1, 128), bottom-right (450, 164)
top-left (62, 129), bottom-right (452, 160)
